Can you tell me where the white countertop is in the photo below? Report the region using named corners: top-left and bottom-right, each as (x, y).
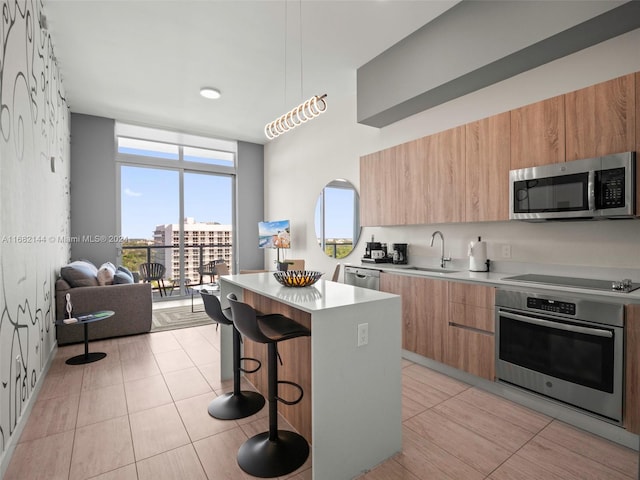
top-left (348, 263), bottom-right (640, 303)
top-left (220, 272), bottom-right (399, 313)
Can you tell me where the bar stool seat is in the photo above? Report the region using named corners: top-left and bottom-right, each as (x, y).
top-left (200, 291), bottom-right (265, 420)
top-left (227, 293), bottom-right (311, 478)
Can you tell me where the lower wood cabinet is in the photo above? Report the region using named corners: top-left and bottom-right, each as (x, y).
top-left (380, 272), bottom-right (448, 363)
top-left (624, 304), bottom-right (640, 434)
top-left (445, 283), bottom-right (496, 381)
top-left (380, 274), bottom-right (495, 380)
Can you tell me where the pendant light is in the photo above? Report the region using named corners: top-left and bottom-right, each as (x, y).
top-left (264, 0), bottom-right (327, 140)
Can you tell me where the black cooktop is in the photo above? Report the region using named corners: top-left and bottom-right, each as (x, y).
top-left (502, 273), bottom-right (640, 293)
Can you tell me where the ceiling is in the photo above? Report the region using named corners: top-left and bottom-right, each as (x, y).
top-left (43, 0), bottom-right (460, 145)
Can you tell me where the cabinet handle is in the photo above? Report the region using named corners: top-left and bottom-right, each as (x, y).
top-left (448, 322), bottom-right (493, 336)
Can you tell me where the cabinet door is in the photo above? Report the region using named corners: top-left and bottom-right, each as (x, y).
top-left (636, 73), bottom-right (640, 216)
top-left (419, 126), bottom-right (466, 224)
top-left (511, 95), bottom-right (565, 169)
top-left (565, 74), bottom-right (635, 161)
top-left (465, 112), bottom-right (510, 222)
top-left (449, 281), bottom-right (495, 307)
top-left (446, 317), bottom-right (495, 381)
top-left (397, 139), bottom-right (429, 225)
top-left (380, 273), bottom-right (448, 362)
top-left (446, 283), bottom-right (495, 380)
top-left (360, 149), bottom-right (394, 226)
top-left (624, 304), bottom-right (640, 434)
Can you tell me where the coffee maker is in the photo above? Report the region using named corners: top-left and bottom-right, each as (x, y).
top-left (391, 243), bottom-right (408, 264)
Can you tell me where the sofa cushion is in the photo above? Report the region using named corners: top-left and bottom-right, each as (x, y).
top-left (60, 260), bottom-right (99, 287)
top-left (97, 262), bottom-right (117, 286)
top-left (114, 266), bottom-right (134, 284)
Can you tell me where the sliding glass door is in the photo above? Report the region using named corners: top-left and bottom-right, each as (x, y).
top-left (116, 127), bottom-right (236, 300)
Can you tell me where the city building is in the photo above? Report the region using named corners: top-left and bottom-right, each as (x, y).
top-left (153, 218), bottom-right (232, 283)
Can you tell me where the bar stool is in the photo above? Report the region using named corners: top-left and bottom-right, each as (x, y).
top-left (227, 293), bottom-right (311, 478)
top-left (200, 291), bottom-right (265, 419)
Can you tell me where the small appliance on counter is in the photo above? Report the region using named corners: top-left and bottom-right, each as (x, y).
top-left (468, 236), bottom-right (489, 272)
top-left (391, 243), bottom-right (408, 265)
top-left (362, 237), bottom-right (393, 263)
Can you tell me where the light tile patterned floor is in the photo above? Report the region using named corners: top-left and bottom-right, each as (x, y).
top-left (5, 326), bottom-right (638, 479)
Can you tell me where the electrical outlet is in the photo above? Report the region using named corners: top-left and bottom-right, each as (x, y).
top-left (501, 244), bottom-right (512, 259)
top-left (15, 355), bottom-right (21, 370)
top-left (357, 323), bottom-right (369, 347)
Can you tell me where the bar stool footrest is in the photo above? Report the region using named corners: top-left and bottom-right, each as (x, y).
top-left (276, 380), bottom-right (304, 406)
top-left (240, 356), bottom-right (261, 374)
top-left (208, 391), bottom-right (265, 420)
top-left (237, 430), bottom-right (309, 478)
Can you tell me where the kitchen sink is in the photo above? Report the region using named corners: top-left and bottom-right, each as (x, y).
top-left (405, 266), bottom-right (460, 274)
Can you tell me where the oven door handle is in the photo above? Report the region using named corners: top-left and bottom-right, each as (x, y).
top-left (500, 311), bottom-right (613, 338)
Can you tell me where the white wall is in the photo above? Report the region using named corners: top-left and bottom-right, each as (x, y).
top-left (264, 29), bottom-right (640, 279)
top-left (0, 0), bottom-right (70, 473)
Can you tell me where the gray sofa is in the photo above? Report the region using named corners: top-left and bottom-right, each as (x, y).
top-left (55, 261), bottom-right (152, 345)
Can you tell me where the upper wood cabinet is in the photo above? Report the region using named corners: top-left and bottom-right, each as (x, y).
top-left (360, 126), bottom-right (464, 226)
top-left (565, 74), bottom-right (636, 162)
top-left (510, 95), bottom-right (565, 169)
top-left (465, 112), bottom-right (510, 222)
top-left (360, 149), bottom-right (393, 227)
top-left (380, 273), bottom-right (448, 362)
top-left (419, 126), bottom-right (466, 224)
top-left (360, 71), bottom-right (638, 227)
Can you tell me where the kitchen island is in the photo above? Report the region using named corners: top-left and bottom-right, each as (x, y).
top-left (218, 272), bottom-right (402, 480)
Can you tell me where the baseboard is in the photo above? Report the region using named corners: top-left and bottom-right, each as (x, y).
top-left (0, 341), bottom-right (58, 478)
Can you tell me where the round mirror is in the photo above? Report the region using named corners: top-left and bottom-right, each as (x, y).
top-left (314, 179), bottom-right (361, 258)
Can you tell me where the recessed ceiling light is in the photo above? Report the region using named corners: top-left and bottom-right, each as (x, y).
top-left (200, 87), bottom-right (221, 100)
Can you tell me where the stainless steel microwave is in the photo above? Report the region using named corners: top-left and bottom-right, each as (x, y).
top-left (509, 152), bottom-right (636, 221)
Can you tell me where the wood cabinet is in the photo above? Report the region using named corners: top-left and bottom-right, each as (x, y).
top-left (360, 126), bottom-right (464, 226)
top-left (636, 72), bottom-right (640, 215)
top-left (465, 112), bottom-right (510, 222)
top-left (380, 273), bottom-right (448, 362)
top-left (565, 74), bottom-right (636, 162)
top-left (242, 290), bottom-right (312, 441)
top-left (624, 303), bottom-right (640, 434)
top-left (510, 95), bottom-right (565, 169)
top-left (360, 71), bottom-right (638, 226)
top-left (419, 126), bottom-right (466, 224)
top-left (446, 283), bottom-right (495, 381)
top-left (360, 148), bottom-right (393, 227)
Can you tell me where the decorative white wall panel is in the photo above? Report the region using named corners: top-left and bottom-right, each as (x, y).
top-left (0, 0), bottom-right (70, 470)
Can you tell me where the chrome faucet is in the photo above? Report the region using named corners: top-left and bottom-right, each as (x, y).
top-left (430, 230), bottom-right (451, 268)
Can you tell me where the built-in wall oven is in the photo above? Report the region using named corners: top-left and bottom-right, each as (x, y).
top-left (496, 289), bottom-right (624, 423)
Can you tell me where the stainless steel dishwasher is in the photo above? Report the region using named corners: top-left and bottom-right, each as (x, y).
top-left (344, 266), bottom-right (380, 290)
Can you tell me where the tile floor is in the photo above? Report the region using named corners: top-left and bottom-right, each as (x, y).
top-left (5, 324), bottom-right (638, 480)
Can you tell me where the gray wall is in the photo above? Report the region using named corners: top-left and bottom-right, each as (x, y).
top-left (70, 114), bottom-right (118, 265)
top-left (236, 141), bottom-right (265, 271)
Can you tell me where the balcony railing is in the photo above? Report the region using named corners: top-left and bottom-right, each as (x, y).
top-left (122, 243), bottom-right (232, 298)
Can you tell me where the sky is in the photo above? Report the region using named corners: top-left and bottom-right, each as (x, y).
top-left (120, 166), bottom-right (232, 239)
top-left (315, 186), bottom-right (356, 239)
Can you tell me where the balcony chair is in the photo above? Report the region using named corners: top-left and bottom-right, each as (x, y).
top-left (200, 291), bottom-right (264, 419)
top-left (199, 258), bottom-right (228, 284)
top-left (139, 262), bottom-right (167, 296)
top-left (227, 293), bottom-right (310, 478)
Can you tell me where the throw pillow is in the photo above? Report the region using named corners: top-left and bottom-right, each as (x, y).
top-left (114, 266), bottom-right (134, 284)
top-left (97, 262), bottom-right (117, 286)
top-left (60, 260), bottom-right (99, 288)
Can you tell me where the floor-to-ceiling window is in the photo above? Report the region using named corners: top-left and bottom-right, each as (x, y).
top-left (116, 124), bottom-right (236, 299)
